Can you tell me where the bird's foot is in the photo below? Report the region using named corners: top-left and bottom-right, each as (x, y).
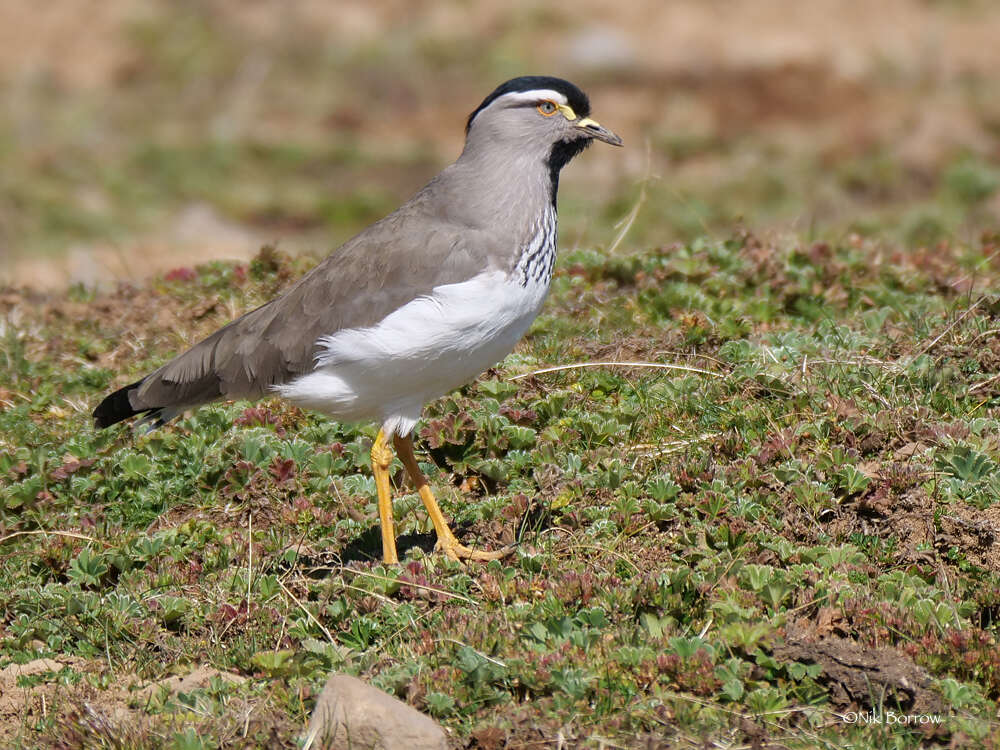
top-left (435, 536), bottom-right (515, 563)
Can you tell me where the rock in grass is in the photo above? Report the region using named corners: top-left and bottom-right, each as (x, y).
top-left (302, 674), bottom-right (447, 750)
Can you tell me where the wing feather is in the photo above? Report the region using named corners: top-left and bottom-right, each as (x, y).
top-left (121, 201), bottom-right (501, 418)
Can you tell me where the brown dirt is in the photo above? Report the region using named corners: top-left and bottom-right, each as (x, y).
top-left (938, 505), bottom-right (1000, 574)
top-left (0, 657), bottom-right (125, 745)
top-left (7, 1), bottom-right (1000, 95)
top-left (773, 625), bottom-right (947, 717)
top-left (132, 664), bottom-right (247, 703)
top-left (3, 205), bottom-right (264, 292)
top-left (4, 0), bottom-right (1000, 289)
top-left (825, 481), bottom-right (1000, 576)
top-left (0, 658), bottom-right (251, 746)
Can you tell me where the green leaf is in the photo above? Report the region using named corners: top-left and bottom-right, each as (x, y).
top-left (425, 691), bottom-right (456, 718)
top-left (639, 611), bottom-right (664, 638)
top-left (721, 678), bottom-right (744, 702)
top-left (250, 649), bottom-right (296, 677)
top-left (67, 547), bottom-right (109, 588)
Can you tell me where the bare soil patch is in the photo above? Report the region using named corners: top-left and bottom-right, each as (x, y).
top-left (0, 659), bottom-right (260, 746)
top-left (0, 657), bottom-right (121, 745)
top-left (774, 627), bottom-right (947, 718)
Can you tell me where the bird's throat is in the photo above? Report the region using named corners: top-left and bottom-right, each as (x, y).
top-left (547, 138), bottom-right (591, 206)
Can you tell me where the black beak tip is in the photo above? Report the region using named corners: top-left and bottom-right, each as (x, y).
top-left (583, 122), bottom-right (623, 147)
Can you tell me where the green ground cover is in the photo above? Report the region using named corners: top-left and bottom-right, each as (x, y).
top-left (3, 231), bottom-right (1000, 747)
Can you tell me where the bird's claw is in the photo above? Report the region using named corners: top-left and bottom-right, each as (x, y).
top-left (436, 538), bottom-right (515, 563)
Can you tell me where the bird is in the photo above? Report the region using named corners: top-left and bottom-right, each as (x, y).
top-left (93, 75), bottom-right (622, 564)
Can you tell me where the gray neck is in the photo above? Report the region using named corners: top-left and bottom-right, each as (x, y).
top-left (440, 133), bottom-right (556, 237)
top-left (442, 146), bottom-right (557, 283)
top-left (406, 133), bottom-right (561, 280)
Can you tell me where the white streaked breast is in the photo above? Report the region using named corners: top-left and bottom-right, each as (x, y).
top-left (514, 205), bottom-right (557, 287)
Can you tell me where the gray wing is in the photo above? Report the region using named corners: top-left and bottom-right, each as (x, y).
top-left (125, 196), bottom-right (499, 416)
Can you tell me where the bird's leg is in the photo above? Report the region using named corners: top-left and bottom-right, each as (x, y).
top-left (393, 433), bottom-right (512, 562)
top-left (370, 429), bottom-right (399, 564)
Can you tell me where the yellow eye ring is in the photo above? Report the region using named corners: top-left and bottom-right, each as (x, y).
top-left (537, 101), bottom-right (558, 116)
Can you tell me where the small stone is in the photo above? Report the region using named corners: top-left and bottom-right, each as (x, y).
top-left (303, 674), bottom-right (447, 750)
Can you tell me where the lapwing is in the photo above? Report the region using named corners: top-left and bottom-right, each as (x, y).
top-left (94, 76), bottom-right (622, 563)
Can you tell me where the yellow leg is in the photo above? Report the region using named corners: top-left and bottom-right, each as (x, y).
top-left (370, 429), bottom-right (398, 564)
top-left (393, 433), bottom-right (513, 562)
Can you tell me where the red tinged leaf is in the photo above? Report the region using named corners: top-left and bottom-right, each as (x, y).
top-left (498, 404), bottom-right (538, 424)
top-left (214, 603), bottom-right (240, 624)
top-left (269, 457), bottom-right (296, 484)
top-left (235, 407), bottom-right (286, 437)
top-left (419, 412), bottom-right (475, 449)
top-left (164, 267), bottom-right (197, 282)
top-left (50, 457), bottom-right (96, 481)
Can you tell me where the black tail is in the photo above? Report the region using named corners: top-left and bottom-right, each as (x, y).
top-left (93, 379), bottom-right (146, 428)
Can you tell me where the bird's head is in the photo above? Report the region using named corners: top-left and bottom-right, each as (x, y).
top-left (462, 76), bottom-right (622, 194)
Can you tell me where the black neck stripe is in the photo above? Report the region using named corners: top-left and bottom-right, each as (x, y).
top-left (547, 139), bottom-right (591, 207)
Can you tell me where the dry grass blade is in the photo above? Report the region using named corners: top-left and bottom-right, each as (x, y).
top-left (606, 140), bottom-right (653, 256)
top-left (275, 577), bottom-right (337, 647)
top-left (629, 433), bottom-right (719, 464)
top-left (969, 372), bottom-right (1000, 394)
top-left (0, 530), bottom-right (101, 547)
top-left (509, 361), bottom-right (723, 381)
top-left (911, 296), bottom-right (985, 359)
top-left (437, 638), bottom-right (508, 667)
top-left (331, 566), bottom-right (477, 604)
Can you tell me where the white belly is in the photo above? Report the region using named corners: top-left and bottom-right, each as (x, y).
top-left (274, 270), bottom-right (549, 436)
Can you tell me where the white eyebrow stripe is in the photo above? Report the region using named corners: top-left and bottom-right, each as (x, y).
top-left (495, 89), bottom-right (568, 106)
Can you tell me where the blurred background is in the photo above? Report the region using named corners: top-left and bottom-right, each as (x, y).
top-left (1, 0), bottom-right (999, 289)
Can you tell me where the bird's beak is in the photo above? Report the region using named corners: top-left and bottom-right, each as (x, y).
top-left (575, 117), bottom-right (623, 146)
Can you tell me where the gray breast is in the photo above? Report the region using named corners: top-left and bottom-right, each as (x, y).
top-left (514, 206), bottom-right (557, 287)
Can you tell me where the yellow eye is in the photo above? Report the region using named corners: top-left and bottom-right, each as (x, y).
top-left (537, 101), bottom-right (558, 116)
